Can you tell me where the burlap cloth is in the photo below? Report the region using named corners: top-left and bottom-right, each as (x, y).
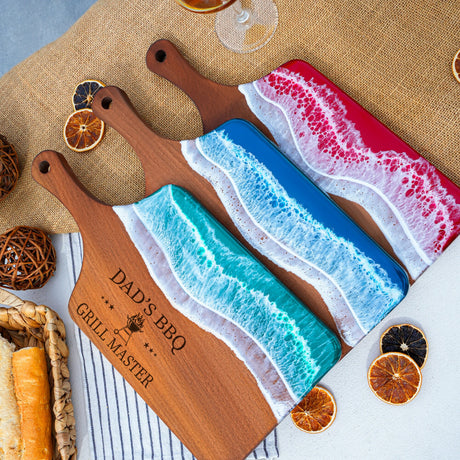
top-left (0, 0), bottom-right (458, 234)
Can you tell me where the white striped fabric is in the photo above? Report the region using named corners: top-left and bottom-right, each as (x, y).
top-left (67, 233), bottom-right (279, 460)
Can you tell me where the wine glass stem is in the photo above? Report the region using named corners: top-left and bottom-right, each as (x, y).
top-left (232, 0), bottom-right (250, 24)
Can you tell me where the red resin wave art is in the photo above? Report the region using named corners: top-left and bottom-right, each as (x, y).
top-left (239, 61), bottom-right (460, 279)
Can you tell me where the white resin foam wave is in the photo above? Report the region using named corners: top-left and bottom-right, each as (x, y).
top-left (181, 131), bottom-right (404, 346)
top-left (114, 187), bottom-right (325, 415)
top-left (238, 68), bottom-right (460, 279)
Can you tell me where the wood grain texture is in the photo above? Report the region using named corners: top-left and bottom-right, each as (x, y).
top-left (31, 150), bottom-right (277, 460)
top-left (145, 39), bottom-right (412, 283)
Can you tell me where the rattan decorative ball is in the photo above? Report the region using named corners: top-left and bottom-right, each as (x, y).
top-left (0, 134), bottom-right (20, 201)
top-left (0, 226), bottom-right (56, 290)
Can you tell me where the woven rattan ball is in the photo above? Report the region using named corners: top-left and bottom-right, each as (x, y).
top-left (0, 134), bottom-right (20, 201)
top-left (0, 226), bottom-right (56, 290)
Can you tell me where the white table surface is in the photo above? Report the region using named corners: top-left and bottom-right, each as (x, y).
top-left (1, 3), bottom-right (460, 459)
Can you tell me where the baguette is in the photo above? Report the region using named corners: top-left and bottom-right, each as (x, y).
top-left (0, 335), bottom-right (21, 460)
top-left (12, 347), bottom-right (52, 460)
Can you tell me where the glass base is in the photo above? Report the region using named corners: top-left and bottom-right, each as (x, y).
top-left (215, 0), bottom-right (278, 53)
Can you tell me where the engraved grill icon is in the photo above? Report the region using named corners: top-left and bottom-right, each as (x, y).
top-left (114, 313), bottom-right (145, 345)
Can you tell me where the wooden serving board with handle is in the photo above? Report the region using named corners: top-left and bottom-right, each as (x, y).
top-left (146, 39), bottom-right (460, 282)
top-left (31, 150), bottom-right (343, 460)
top-left (34, 84), bottom-right (409, 459)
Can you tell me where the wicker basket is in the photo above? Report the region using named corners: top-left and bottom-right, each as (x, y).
top-left (0, 288), bottom-right (77, 460)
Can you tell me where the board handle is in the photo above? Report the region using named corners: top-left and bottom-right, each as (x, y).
top-left (146, 40), bottom-right (275, 140)
top-left (92, 86), bottom-right (161, 153)
top-left (32, 150), bottom-right (108, 229)
top-left (92, 86), bottom-right (177, 197)
top-left (146, 39), bottom-right (243, 133)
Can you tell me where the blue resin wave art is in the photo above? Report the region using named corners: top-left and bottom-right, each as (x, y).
top-left (180, 120), bottom-right (409, 346)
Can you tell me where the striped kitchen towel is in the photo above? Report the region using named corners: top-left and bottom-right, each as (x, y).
top-left (67, 233), bottom-right (280, 460)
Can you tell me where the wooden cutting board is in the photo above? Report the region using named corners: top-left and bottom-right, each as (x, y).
top-left (31, 150), bottom-right (344, 460)
top-left (91, 87), bottom-right (408, 350)
top-left (146, 39), bottom-right (460, 283)
top-left (35, 84), bottom-right (409, 458)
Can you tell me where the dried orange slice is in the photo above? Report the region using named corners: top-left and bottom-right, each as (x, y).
top-left (64, 109), bottom-right (105, 153)
top-left (368, 352), bottom-right (422, 405)
top-left (290, 386), bottom-right (336, 433)
top-left (380, 324), bottom-right (428, 368)
top-left (73, 79), bottom-right (106, 110)
top-left (453, 49), bottom-right (460, 84)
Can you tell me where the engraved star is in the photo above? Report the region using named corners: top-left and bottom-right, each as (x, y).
top-left (109, 304), bottom-right (114, 310)
top-left (149, 348), bottom-right (154, 353)
top-left (144, 343), bottom-right (149, 348)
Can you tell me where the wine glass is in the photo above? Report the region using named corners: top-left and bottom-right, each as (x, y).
top-left (175, 0), bottom-right (278, 54)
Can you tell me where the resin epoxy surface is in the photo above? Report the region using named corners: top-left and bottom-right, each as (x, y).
top-left (239, 62), bottom-right (460, 280)
top-left (114, 185), bottom-right (341, 420)
top-left (181, 120), bottom-right (408, 346)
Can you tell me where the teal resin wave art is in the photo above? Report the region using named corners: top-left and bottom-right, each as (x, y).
top-left (114, 185), bottom-right (341, 421)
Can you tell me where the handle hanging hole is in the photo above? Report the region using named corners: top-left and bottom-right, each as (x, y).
top-left (39, 161), bottom-right (50, 174)
top-left (101, 97), bottom-right (112, 110)
top-left (155, 50), bottom-right (167, 62)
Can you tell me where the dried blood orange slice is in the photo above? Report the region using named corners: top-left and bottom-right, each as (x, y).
top-left (73, 79), bottom-right (106, 110)
top-left (453, 49), bottom-right (460, 84)
top-left (368, 352), bottom-right (422, 405)
top-left (380, 324), bottom-right (428, 368)
top-left (290, 386), bottom-right (336, 433)
top-left (64, 109), bottom-right (105, 153)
